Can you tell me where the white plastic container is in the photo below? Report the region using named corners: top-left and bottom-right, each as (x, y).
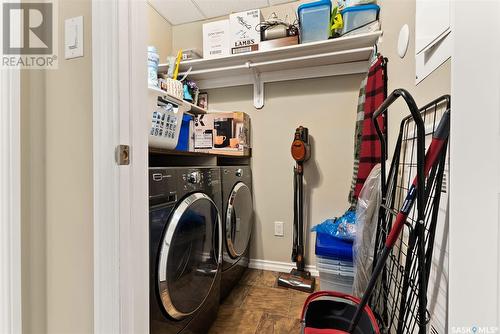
top-left (318, 265), bottom-right (354, 294)
top-left (149, 100), bottom-right (184, 150)
top-left (147, 46), bottom-right (159, 88)
top-left (317, 255), bottom-right (354, 273)
top-left (341, 4), bottom-right (380, 35)
top-left (317, 255), bottom-right (354, 294)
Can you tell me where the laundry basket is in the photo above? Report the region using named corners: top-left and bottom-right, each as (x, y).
top-left (300, 291), bottom-right (379, 334)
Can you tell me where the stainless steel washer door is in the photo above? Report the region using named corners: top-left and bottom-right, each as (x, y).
top-left (226, 182), bottom-right (253, 259)
top-left (157, 193), bottom-right (222, 320)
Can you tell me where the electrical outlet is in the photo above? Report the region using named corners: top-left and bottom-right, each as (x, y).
top-left (274, 221), bottom-right (284, 237)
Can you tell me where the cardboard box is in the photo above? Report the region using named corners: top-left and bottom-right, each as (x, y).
top-left (229, 9), bottom-right (263, 54)
top-left (193, 114), bottom-right (214, 149)
top-left (193, 112), bottom-right (251, 152)
top-left (203, 20), bottom-right (230, 59)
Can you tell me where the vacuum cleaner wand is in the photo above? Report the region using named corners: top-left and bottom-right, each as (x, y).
top-left (277, 126), bottom-right (316, 293)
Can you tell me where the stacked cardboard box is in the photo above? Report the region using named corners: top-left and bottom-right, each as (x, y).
top-left (203, 10), bottom-right (263, 57)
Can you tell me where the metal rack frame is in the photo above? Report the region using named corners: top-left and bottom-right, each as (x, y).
top-left (370, 91), bottom-right (450, 334)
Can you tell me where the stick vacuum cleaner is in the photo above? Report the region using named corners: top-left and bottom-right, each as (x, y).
top-left (277, 126), bottom-right (316, 293)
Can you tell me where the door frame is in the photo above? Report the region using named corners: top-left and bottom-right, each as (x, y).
top-left (92, 0), bottom-right (149, 333)
top-left (449, 1), bottom-right (500, 329)
top-left (91, 0), bottom-right (500, 331)
top-left (0, 69), bottom-right (22, 332)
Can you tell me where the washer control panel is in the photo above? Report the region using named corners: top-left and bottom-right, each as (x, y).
top-left (187, 171), bottom-right (201, 184)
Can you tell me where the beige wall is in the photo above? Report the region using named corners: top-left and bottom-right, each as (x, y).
top-left (171, 0), bottom-right (450, 266)
top-left (147, 3), bottom-right (173, 61)
top-left (45, 0), bottom-right (94, 332)
top-left (207, 77), bottom-right (363, 264)
top-left (21, 0), bottom-right (94, 333)
top-left (378, 0), bottom-right (451, 155)
top-left (21, 69), bottom-right (47, 334)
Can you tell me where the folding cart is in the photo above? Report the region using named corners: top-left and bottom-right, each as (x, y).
top-left (301, 90), bottom-right (451, 334)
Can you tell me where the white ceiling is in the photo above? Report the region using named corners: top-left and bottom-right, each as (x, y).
top-left (148, 0), bottom-right (298, 25)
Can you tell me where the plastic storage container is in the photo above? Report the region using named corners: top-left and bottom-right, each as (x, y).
top-left (317, 258), bottom-right (354, 294)
top-left (315, 233), bottom-right (355, 293)
top-left (298, 0), bottom-right (332, 44)
top-left (147, 46), bottom-right (159, 88)
top-left (341, 4), bottom-right (380, 35)
top-left (315, 232), bottom-right (353, 262)
top-left (317, 255), bottom-right (354, 273)
top-left (343, 0), bottom-right (377, 7)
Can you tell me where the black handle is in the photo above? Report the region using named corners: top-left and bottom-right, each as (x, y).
top-left (372, 89), bottom-right (422, 159)
top-left (372, 89), bottom-right (426, 225)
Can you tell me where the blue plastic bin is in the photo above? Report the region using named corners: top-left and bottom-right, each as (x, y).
top-left (175, 114), bottom-right (192, 151)
top-left (315, 232), bottom-right (353, 262)
top-left (341, 4), bottom-right (380, 35)
top-left (298, 0), bottom-right (332, 44)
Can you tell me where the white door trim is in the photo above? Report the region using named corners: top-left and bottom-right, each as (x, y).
top-left (92, 0), bottom-right (121, 332)
top-left (92, 1), bottom-right (149, 333)
top-left (0, 69), bottom-right (22, 333)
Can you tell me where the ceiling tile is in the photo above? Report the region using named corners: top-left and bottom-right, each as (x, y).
top-left (193, 0), bottom-right (269, 19)
top-left (148, 0), bottom-right (205, 25)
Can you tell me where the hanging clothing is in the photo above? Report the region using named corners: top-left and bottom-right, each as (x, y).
top-left (348, 77), bottom-right (368, 206)
top-left (348, 55), bottom-right (387, 207)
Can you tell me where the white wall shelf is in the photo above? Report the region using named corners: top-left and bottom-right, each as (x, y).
top-left (159, 31), bottom-right (382, 109)
top-left (148, 86), bottom-right (207, 115)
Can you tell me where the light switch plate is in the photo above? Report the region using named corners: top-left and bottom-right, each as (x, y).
top-left (274, 221), bottom-right (284, 237)
top-left (65, 16), bottom-right (83, 59)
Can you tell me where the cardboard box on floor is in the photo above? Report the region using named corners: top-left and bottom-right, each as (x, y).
top-left (193, 112), bottom-right (251, 153)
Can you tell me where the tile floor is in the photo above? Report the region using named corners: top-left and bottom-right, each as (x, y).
top-left (209, 269), bottom-right (319, 334)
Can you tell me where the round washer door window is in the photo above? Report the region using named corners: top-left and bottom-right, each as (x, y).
top-left (226, 182), bottom-right (253, 258)
top-left (157, 192), bottom-right (221, 320)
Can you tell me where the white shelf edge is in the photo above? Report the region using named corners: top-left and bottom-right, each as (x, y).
top-left (157, 31), bottom-right (382, 109)
top-left (148, 86), bottom-right (207, 115)
top-left (177, 31), bottom-right (383, 69)
top-left (181, 46), bottom-right (373, 77)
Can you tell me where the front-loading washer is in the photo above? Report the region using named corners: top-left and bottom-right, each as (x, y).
top-left (220, 166), bottom-right (254, 300)
top-left (149, 167), bottom-right (222, 334)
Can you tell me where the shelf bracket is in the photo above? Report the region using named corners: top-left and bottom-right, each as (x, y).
top-left (252, 68), bottom-right (264, 109)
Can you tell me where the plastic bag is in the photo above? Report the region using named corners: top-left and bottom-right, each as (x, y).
top-left (311, 210), bottom-right (356, 242)
top-left (353, 164), bottom-right (382, 298)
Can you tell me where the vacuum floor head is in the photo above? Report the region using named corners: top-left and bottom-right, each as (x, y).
top-left (277, 269), bottom-right (316, 293)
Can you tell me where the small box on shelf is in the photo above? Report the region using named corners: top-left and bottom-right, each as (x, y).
top-left (203, 19), bottom-right (230, 59)
top-left (229, 9), bottom-right (263, 54)
top-left (193, 112), bottom-right (251, 153)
